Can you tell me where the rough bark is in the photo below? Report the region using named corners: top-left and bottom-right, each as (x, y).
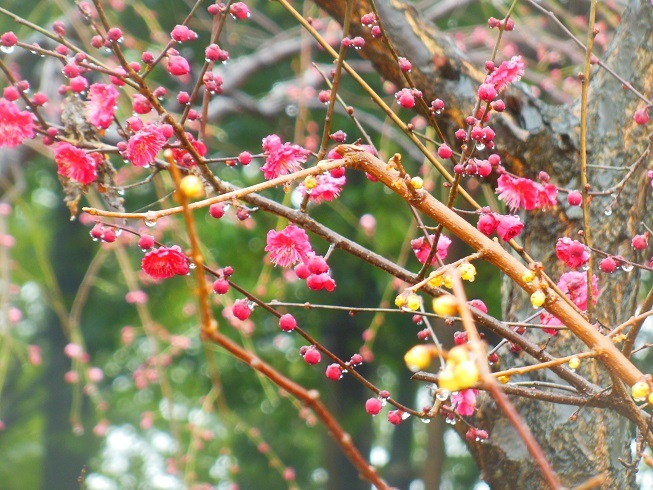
top-left (316, 0), bottom-right (653, 488)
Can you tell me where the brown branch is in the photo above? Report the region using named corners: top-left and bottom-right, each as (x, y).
top-left (164, 153), bottom-right (215, 337)
top-left (201, 329), bottom-right (390, 489)
top-left (281, 0), bottom-right (589, 320)
top-left (412, 371), bottom-right (600, 407)
top-left (89, 185), bottom-right (592, 396)
top-left (339, 145), bottom-right (645, 386)
top-left (579, 0), bottom-right (598, 316)
top-left (82, 158), bottom-right (348, 220)
top-left (489, 351), bottom-right (597, 380)
top-left (276, 0), bottom-right (480, 205)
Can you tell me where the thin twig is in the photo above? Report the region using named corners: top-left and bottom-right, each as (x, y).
top-left (491, 351), bottom-right (597, 380)
top-left (622, 285), bottom-right (653, 358)
top-left (299, 0), bottom-right (352, 213)
top-left (82, 158), bottom-right (347, 220)
top-left (524, 0), bottom-right (652, 107)
top-left (579, 0), bottom-right (598, 317)
top-left (449, 268), bottom-right (561, 489)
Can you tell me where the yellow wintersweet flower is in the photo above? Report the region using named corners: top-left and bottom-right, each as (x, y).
top-left (432, 295), bottom-right (458, 316)
top-left (437, 346), bottom-right (480, 392)
top-left (458, 263), bottom-right (477, 282)
top-left (522, 270), bottom-right (536, 283)
top-left (410, 176), bottom-right (424, 189)
top-left (568, 357), bottom-right (581, 370)
top-left (632, 381), bottom-right (650, 401)
top-left (447, 345), bottom-right (469, 365)
top-left (304, 175), bottom-right (317, 190)
top-left (521, 270), bottom-right (535, 282)
top-left (405, 293), bottom-right (421, 311)
top-left (179, 175), bottom-right (204, 198)
top-left (404, 345), bottom-right (433, 372)
top-left (530, 290), bottom-right (546, 308)
top-left (453, 360), bottom-right (480, 387)
top-left (428, 274), bottom-right (443, 288)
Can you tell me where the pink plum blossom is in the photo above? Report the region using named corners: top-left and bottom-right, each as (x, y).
top-left (265, 225), bottom-right (313, 268)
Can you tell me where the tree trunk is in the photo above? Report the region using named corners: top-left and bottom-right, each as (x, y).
top-left (316, 0), bottom-right (653, 487)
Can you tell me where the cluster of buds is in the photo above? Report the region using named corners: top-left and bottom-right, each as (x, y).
top-left (341, 36), bottom-right (366, 50)
top-left (453, 158), bottom-right (494, 178)
top-left (465, 427), bottom-right (489, 442)
top-left (428, 272), bottom-right (452, 289)
top-left (395, 88), bottom-right (423, 109)
top-left (294, 255), bottom-right (336, 292)
top-left (360, 12), bottom-right (382, 38)
top-left (522, 266), bottom-right (548, 309)
top-left (203, 72), bottom-right (224, 94)
top-left (438, 346), bottom-right (480, 392)
top-left (395, 290), bottom-right (422, 311)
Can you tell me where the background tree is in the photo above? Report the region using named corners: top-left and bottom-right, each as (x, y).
top-left (0, 1), bottom-right (652, 489)
top-left (311, 0), bottom-right (653, 487)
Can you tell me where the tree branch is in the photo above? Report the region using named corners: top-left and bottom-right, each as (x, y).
top-left (339, 145), bottom-right (645, 387)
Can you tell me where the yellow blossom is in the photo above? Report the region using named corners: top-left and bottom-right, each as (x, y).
top-left (530, 290), bottom-right (546, 308)
top-left (179, 175), bottom-right (204, 198)
top-left (447, 346), bottom-right (469, 365)
top-left (437, 346), bottom-right (479, 391)
top-left (405, 293), bottom-right (421, 311)
top-left (632, 381), bottom-right (650, 401)
top-left (437, 368), bottom-right (456, 391)
top-left (443, 274), bottom-right (453, 289)
top-left (458, 263), bottom-right (477, 282)
top-left (410, 176), bottom-right (423, 189)
top-left (613, 334), bottom-right (627, 344)
top-left (432, 295), bottom-right (458, 316)
top-left (404, 345), bottom-right (433, 372)
top-left (522, 270), bottom-right (536, 283)
top-left (438, 363), bottom-right (479, 392)
top-left (428, 274), bottom-right (443, 288)
top-left (568, 357), bottom-right (581, 370)
top-left (304, 175), bottom-right (317, 190)
top-left (453, 360), bottom-right (480, 388)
